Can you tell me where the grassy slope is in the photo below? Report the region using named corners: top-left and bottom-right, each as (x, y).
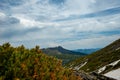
top-left (66, 39), bottom-right (120, 73)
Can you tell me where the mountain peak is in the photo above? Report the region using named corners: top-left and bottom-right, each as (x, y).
top-left (42, 46), bottom-right (85, 55)
top-left (57, 46), bottom-right (63, 49)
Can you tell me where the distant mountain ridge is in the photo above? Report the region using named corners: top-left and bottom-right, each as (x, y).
top-left (41, 46), bottom-right (86, 64)
top-left (42, 46), bottom-right (86, 55)
top-left (73, 48), bottom-right (101, 54)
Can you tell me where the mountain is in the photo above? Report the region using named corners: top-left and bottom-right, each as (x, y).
top-left (73, 48), bottom-right (101, 54)
top-left (42, 46), bottom-right (86, 65)
top-left (42, 46), bottom-right (85, 55)
top-left (66, 38), bottom-right (120, 78)
top-left (0, 43), bottom-right (82, 80)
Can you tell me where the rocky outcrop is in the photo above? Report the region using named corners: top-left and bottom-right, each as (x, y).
top-left (74, 71), bottom-right (116, 80)
top-left (90, 72), bottom-right (116, 80)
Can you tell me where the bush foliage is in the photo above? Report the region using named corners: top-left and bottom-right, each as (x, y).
top-left (0, 43), bottom-right (82, 80)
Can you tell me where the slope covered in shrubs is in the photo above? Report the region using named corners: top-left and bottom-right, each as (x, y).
top-left (0, 43), bottom-right (82, 80)
top-left (66, 39), bottom-right (120, 73)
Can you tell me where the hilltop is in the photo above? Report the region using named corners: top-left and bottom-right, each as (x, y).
top-left (42, 46), bottom-right (85, 55)
top-left (41, 46), bottom-right (86, 64)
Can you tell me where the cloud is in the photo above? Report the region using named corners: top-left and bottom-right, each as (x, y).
top-left (91, 0), bottom-right (120, 11)
top-left (55, 7), bottom-right (120, 21)
top-left (8, 34), bottom-right (120, 49)
top-left (0, 0), bottom-right (24, 6)
top-left (61, 35), bottom-right (120, 49)
top-left (0, 12), bottom-right (20, 26)
top-left (0, 0), bottom-right (120, 49)
top-left (49, 0), bottom-right (66, 6)
top-left (0, 12), bottom-right (6, 17)
top-left (0, 27), bottom-right (41, 39)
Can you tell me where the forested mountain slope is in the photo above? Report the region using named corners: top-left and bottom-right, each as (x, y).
top-left (66, 39), bottom-right (120, 74)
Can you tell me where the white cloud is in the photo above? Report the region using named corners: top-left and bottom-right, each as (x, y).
top-left (61, 35), bottom-right (120, 49)
top-left (54, 14), bottom-right (120, 33)
top-left (92, 0), bottom-right (120, 11)
top-left (63, 0), bottom-right (94, 15)
top-left (0, 12), bottom-right (6, 17)
top-left (91, 0), bottom-right (96, 3)
top-left (0, 0), bottom-right (120, 49)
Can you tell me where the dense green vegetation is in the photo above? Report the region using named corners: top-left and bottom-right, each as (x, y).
top-left (0, 43), bottom-right (82, 80)
top-left (66, 39), bottom-right (120, 73)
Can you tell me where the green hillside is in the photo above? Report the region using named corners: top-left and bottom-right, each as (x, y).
top-left (42, 46), bottom-right (86, 65)
top-left (0, 43), bottom-right (82, 80)
top-left (66, 39), bottom-right (120, 73)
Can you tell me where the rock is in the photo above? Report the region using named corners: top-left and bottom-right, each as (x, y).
top-left (90, 72), bottom-right (116, 80)
top-left (74, 71), bottom-right (116, 80)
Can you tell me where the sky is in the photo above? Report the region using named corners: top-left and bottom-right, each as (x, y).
top-left (0, 0), bottom-right (120, 49)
